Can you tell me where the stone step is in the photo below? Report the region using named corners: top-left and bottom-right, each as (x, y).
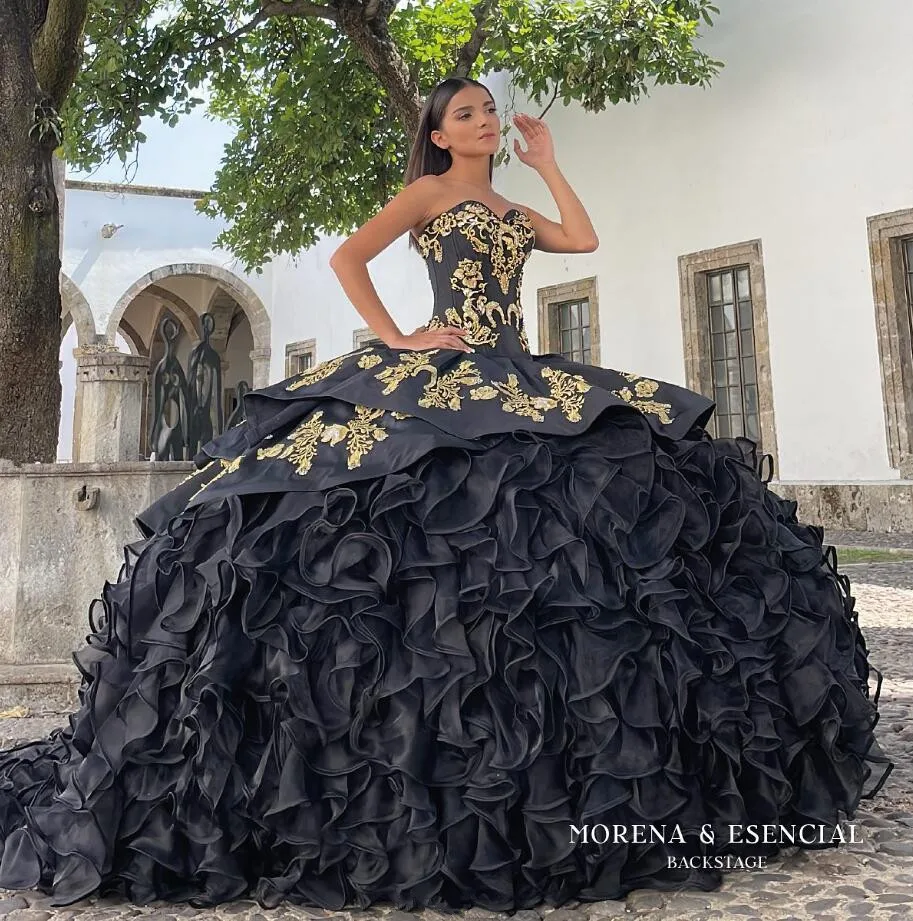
top-left (0, 663), bottom-right (80, 713)
top-left (826, 529), bottom-right (913, 551)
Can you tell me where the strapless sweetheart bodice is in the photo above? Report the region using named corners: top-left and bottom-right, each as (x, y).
top-left (416, 199), bottom-right (536, 357)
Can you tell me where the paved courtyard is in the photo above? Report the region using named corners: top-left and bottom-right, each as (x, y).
top-left (0, 550), bottom-right (911, 921)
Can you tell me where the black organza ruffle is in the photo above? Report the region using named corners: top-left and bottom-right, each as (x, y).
top-left (0, 409), bottom-right (892, 909)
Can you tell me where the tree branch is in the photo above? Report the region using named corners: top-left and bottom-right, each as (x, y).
top-left (539, 81), bottom-right (559, 117)
top-left (196, 9), bottom-right (270, 53)
top-left (336, 0), bottom-right (421, 138)
top-left (196, 0), bottom-right (338, 54)
top-left (453, 0), bottom-right (494, 77)
top-left (32, 0), bottom-right (89, 109)
top-left (261, 0), bottom-right (338, 24)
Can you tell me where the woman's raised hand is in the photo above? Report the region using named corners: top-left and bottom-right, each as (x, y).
top-left (512, 113), bottom-right (555, 171)
top-left (387, 325), bottom-right (473, 353)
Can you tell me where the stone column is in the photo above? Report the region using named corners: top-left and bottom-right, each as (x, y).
top-left (249, 346), bottom-right (272, 389)
top-left (73, 347), bottom-right (150, 462)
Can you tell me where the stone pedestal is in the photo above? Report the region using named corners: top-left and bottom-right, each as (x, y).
top-left (73, 348), bottom-right (150, 462)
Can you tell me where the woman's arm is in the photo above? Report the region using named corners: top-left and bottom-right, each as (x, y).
top-left (511, 113), bottom-right (599, 254)
top-left (328, 177), bottom-right (433, 347)
top-left (328, 177), bottom-right (471, 353)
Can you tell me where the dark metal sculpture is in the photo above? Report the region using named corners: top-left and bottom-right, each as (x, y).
top-left (186, 313), bottom-right (224, 456)
top-left (225, 380), bottom-right (250, 430)
top-left (148, 311), bottom-right (252, 459)
top-left (149, 316), bottom-right (191, 461)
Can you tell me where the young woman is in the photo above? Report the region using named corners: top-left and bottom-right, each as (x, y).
top-left (0, 76), bottom-right (893, 911)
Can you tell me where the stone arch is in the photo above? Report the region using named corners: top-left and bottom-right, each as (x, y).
top-left (145, 285), bottom-right (202, 349)
top-left (108, 263), bottom-right (270, 353)
top-left (60, 273), bottom-right (97, 346)
top-left (108, 263), bottom-right (271, 389)
top-left (117, 318), bottom-right (147, 357)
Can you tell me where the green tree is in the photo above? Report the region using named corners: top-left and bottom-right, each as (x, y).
top-left (0, 0), bottom-right (88, 465)
top-left (67, 0), bottom-right (721, 270)
top-left (2, 0), bottom-right (720, 463)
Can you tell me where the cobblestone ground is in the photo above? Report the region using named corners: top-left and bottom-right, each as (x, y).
top-left (0, 559), bottom-right (911, 921)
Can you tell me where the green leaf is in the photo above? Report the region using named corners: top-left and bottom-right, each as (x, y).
top-left (63, 0), bottom-right (723, 269)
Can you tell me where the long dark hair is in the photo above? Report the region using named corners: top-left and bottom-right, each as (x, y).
top-left (403, 77), bottom-right (495, 251)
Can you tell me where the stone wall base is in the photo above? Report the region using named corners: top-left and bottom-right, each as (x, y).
top-left (771, 480), bottom-right (913, 533)
top-left (0, 465), bottom-right (910, 701)
top-left (0, 664), bottom-right (79, 712)
top-left (0, 460), bottom-right (194, 665)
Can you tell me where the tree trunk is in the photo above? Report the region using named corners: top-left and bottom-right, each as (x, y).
top-left (0, 2), bottom-right (63, 464)
top-left (337, 0), bottom-right (422, 140)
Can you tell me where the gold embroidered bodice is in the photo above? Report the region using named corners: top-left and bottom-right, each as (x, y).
top-left (416, 199), bottom-right (535, 357)
top-left (174, 198), bottom-right (717, 506)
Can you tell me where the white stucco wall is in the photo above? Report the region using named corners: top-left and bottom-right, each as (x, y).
top-left (268, 238), bottom-right (435, 372)
top-left (62, 190), bottom-right (272, 335)
top-left (504, 0), bottom-right (913, 481)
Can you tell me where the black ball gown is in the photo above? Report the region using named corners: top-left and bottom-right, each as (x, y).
top-left (0, 199), bottom-right (894, 909)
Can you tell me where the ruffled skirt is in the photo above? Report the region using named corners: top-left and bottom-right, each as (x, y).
top-left (0, 407), bottom-right (892, 908)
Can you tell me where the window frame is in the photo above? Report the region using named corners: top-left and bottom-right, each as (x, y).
top-left (678, 239), bottom-right (779, 474)
top-left (353, 327), bottom-right (383, 350)
top-left (867, 209), bottom-right (913, 475)
top-left (536, 276), bottom-right (600, 364)
top-left (285, 338), bottom-right (317, 377)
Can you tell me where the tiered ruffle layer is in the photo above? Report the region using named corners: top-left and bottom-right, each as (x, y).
top-left (0, 408), bottom-right (892, 908)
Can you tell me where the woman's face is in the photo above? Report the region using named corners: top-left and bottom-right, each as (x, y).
top-left (432, 85), bottom-right (500, 155)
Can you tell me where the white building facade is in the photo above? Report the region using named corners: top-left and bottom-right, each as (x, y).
top-left (58, 0), bottom-right (913, 529)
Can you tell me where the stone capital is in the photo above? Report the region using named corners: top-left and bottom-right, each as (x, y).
top-left (73, 348), bottom-right (150, 384)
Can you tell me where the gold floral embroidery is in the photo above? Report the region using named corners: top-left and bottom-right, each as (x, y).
top-left (189, 455), bottom-right (242, 499)
top-left (518, 325), bottom-right (531, 354)
top-left (326, 406), bottom-right (388, 470)
top-left (286, 348), bottom-right (374, 391)
top-left (418, 360), bottom-right (483, 411)
top-left (470, 373), bottom-right (558, 423)
top-left (376, 351), bottom-right (483, 411)
top-left (452, 259), bottom-right (484, 290)
top-left (446, 305), bottom-right (499, 348)
top-left (426, 311), bottom-right (494, 349)
top-left (448, 259), bottom-right (529, 349)
top-left (417, 210), bottom-right (461, 263)
top-left (378, 353), bottom-right (588, 422)
top-left (390, 410), bottom-right (412, 420)
top-left (287, 355), bottom-right (346, 391)
top-left (447, 258), bottom-right (501, 347)
top-left (255, 406), bottom-right (389, 475)
top-left (635, 401), bottom-right (674, 424)
top-left (416, 203), bottom-right (534, 352)
top-left (418, 201), bottom-right (535, 293)
top-left (540, 366), bottom-right (592, 423)
top-left (613, 373), bottom-right (674, 424)
top-left (491, 231), bottom-right (531, 297)
top-left (358, 353), bottom-right (382, 369)
top-left (375, 350), bottom-right (440, 394)
top-left (257, 413), bottom-right (325, 475)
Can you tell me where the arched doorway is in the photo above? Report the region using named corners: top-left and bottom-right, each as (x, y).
top-left (109, 265), bottom-right (269, 460)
